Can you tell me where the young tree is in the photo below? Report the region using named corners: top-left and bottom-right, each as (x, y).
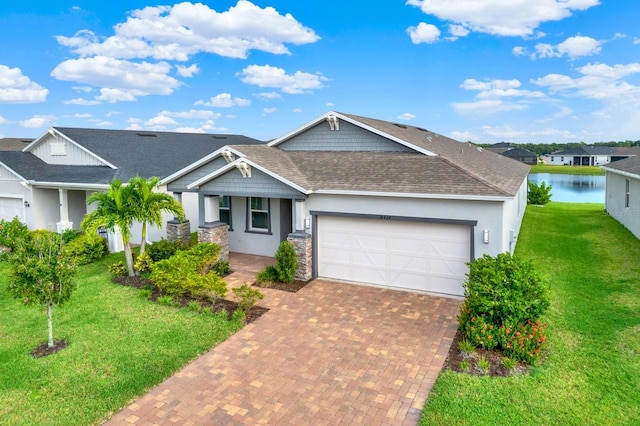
top-left (82, 178), bottom-right (137, 276)
top-left (8, 232), bottom-right (77, 349)
top-left (129, 176), bottom-right (185, 255)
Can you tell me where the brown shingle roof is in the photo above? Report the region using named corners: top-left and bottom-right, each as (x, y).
top-left (0, 138), bottom-right (33, 151)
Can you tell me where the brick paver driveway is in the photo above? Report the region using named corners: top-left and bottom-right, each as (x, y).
top-left (106, 255), bottom-right (461, 425)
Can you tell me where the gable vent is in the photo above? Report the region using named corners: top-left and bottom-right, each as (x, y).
top-left (136, 132), bottom-right (157, 137)
top-left (213, 136), bottom-right (227, 139)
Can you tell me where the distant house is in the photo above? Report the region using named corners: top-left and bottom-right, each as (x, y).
top-left (601, 156), bottom-right (640, 239)
top-left (544, 146), bottom-right (636, 166)
top-left (0, 138), bottom-right (34, 151)
top-left (0, 128), bottom-right (262, 250)
top-left (485, 142), bottom-right (515, 154)
top-left (501, 147), bottom-right (538, 165)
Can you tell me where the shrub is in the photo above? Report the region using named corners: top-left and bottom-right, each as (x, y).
top-left (63, 234), bottom-right (109, 265)
top-left (528, 181), bottom-right (552, 205)
top-left (212, 260), bottom-right (231, 276)
top-left (0, 217), bottom-right (30, 256)
top-left (156, 295), bottom-right (176, 306)
top-left (150, 243), bottom-right (227, 301)
top-left (146, 238), bottom-right (183, 262)
top-left (458, 252), bottom-right (550, 364)
top-left (232, 284), bottom-right (264, 315)
top-left (256, 241), bottom-right (298, 284)
top-left (134, 251), bottom-right (153, 274)
top-left (61, 228), bottom-right (82, 244)
top-left (108, 261), bottom-right (127, 277)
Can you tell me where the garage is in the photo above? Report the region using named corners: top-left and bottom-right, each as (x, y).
top-left (317, 215), bottom-right (472, 296)
top-left (0, 196), bottom-right (24, 222)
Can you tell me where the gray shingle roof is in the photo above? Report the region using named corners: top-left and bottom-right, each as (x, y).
top-left (554, 146), bottom-right (618, 156)
top-left (603, 155), bottom-right (640, 178)
top-left (502, 147), bottom-right (537, 158)
top-left (0, 138), bottom-right (34, 151)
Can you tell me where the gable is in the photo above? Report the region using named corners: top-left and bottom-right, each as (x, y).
top-left (198, 167), bottom-right (304, 199)
top-left (0, 162), bottom-right (20, 180)
top-left (29, 133), bottom-right (106, 166)
top-left (167, 156), bottom-right (228, 192)
top-left (277, 120), bottom-right (415, 153)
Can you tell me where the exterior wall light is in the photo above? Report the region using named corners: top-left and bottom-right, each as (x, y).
top-left (483, 229), bottom-right (489, 244)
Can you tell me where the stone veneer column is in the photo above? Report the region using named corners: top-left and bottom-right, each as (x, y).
top-left (198, 222), bottom-right (229, 261)
top-left (166, 219), bottom-right (191, 246)
top-left (287, 232), bottom-right (312, 282)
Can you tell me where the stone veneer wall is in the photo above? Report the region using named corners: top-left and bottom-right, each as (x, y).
top-left (287, 232), bottom-right (312, 282)
top-left (198, 222), bottom-right (229, 261)
top-left (166, 220), bottom-right (191, 246)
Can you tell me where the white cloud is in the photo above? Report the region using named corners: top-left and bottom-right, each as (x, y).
top-left (407, 22), bottom-right (441, 44)
top-left (512, 46), bottom-right (527, 56)
top-left (406, 0), bottom-right (600, 37)
top-left (20, 115), bottom-right (55, 128)
top-left (0, 65), bottom-right (48, 103)
top-left (452, 99), bottom-right (529, 114)
top-left (63, 98), bottom-right (102, 105)
top-left (397, 112), bottom-right (416, 120)
top-left (449, 24), bottom-right (470, 37)
top-left (72, 85), bottom-right (93, 93)
top-left (67, 113), bottom-right (92, 118)
top-left (0, 115), bottom-right (8, 124)
top-left (326, 102), bottom-right (334, 107)
top-left (531, 36), bottom-right (602, 59)
top-left (481, 124), bottom-right (576, 140)
top-left (238, 65), bottom-right (326, 94)
top-left (195, 93), bottom-right (251, 107)
top-left (453, 79), bottom-right (545, 115)
top-left (145, 115), bottom-right (178, 126)
top-left (263, 107), bottom-right (277, 114)
top-left (51, 56), bottom-right (181, 102)
top-left (176, 64), bottom-right (199, 77)
top-left (56, 1), bottom-right (319, 61)
top-left (292, 108), bottom-right (303, 113)
top-left (174, 127), bottom-right (205, 133)
top-left (254, 91), bottom-right (282, 100)
top-left (451, 130), bottom-right (477, 141)
top-left (159, 109), bottom-right (221, 119)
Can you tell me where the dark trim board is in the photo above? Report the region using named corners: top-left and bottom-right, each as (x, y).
top-left (310, 210), bottom-right (477, 280)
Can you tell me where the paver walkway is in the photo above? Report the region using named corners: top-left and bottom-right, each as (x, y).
top-left (105, 254), bottom-right (461, 425)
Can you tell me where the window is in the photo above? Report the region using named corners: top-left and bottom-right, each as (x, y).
top-left (560, 156), bottom-right (564, 162)
top-left (219, 196), bottom-right (232, 230)
top-left (50, 142), bottom-right (67, 156)
top-left (247, 197), bottom-right (270, 233)
top-left (551, 156), bottom-right (554, 161)
top-left (625, 179), bottom-right (630, 208)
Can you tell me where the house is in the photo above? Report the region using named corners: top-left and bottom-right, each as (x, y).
top-left (0, 128), bottom-right (262, 249)
top-left (501, 147), bottom-right (538, 165)
top-left (601, 156), bottom-right (640, 239)
top-left (484, 142), bottom-right (516, 154)
top-left (164, 112), bottom-right (530, 296)
top-left (544, 146), bottom-right (635, 166)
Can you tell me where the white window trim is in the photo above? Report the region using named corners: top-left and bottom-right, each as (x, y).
top-left (246, 197), bottom-right (271, 234)
top-left (219, 195), bottom-right (232, 231)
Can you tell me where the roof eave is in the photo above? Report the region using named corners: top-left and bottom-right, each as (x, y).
top-left (312, 189), bottom-right (513, 201)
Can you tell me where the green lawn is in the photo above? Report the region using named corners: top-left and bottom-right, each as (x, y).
top-left (529, 164), bottom-right (605, 175)
top-left (420, 203), bottom-right (640, 425)
top-left (0, 252), bottom-right (243, 425)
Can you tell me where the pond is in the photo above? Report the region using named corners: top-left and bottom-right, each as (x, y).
top-left (528, 173), bottom-right (605, 203)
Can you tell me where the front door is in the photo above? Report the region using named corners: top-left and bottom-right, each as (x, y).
top-left (280, 199), bottom-right (292, 241)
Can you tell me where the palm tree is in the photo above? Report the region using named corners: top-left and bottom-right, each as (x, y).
top-left (129, 176), bottom-right (185, 255)
top-left (82, 178), bottom-right (137, 276)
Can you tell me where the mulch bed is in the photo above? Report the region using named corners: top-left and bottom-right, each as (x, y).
top-left (442, 328), bottom-right (528, 377)
top-left (31, 339), bottom-right (68, 358)
top-left (112, 276), bottom-right (269, 324)
top-left (253, 279), bottom-right (311, 293)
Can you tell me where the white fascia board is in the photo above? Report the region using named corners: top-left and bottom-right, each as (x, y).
top-left (601, 166), bottom-right (640, 181)
top-left (24, 128), bottom-right (117, 169)
top-left (28, 181), bottom-right (110, 191)
top-left (0, 160), bottom-right (28, 182)
top-left (267, 111), bottom-right (437, 157)
top-left (187, 157), bottom-right (310, 195)
top-left (313, 189), bottom-right (511, 202)
top-left (161, 145), bottom-right (246, 185)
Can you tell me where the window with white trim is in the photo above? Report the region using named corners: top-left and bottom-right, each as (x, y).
top-left (248, 197), bottom-right (270, 232)
top-left (219, 196), bottom-right (232, 230)
top-left (625, 179), bottom-right (630, 208)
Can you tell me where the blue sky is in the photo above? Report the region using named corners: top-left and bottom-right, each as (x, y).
top-left (0, 1), bottom-right (638, 143)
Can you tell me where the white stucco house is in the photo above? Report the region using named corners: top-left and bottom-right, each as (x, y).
top-left (544, 146), bottom-right (632, 166)
top-left (0, 128), bottom-right (262, 250)
top-left (602, 156), bottom-right (640, 239)
top-left (164, 112), bottom-right (530, 297)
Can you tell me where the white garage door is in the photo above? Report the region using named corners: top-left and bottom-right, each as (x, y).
top-left (318, 216), bottom-right (470, 295)
top-left (0, 197), bottom-right (24, 222)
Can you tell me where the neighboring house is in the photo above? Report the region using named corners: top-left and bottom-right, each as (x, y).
top-left (0, 128), bottom-right (262, 249)
top-left (485, 142), bottom-right (516, 154)
top-left (501, 147), bottom-right (538, 165)
top-left (0, 138), bottom-right (34, 151)
top-left (601, 156), bottom-right (640, 239)
top-left (544, 146), bottom-right (635, 166)
top-left (164, 112), bottom-right (530, 297)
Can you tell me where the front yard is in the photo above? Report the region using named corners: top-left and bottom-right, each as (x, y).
top-left (0, 252), bottom-right (244, 425)
top-left (421, 203), bottom-right (640, 425)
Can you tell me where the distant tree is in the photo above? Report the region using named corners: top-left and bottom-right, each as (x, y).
top-left (129, 176), bottom-right (185, 255)
top-left (8, 231), bottom-right (77, 349)
top-left (528, 181), bottom-right (552, 205)
top-left (82, 178), bottom-right (137, 276)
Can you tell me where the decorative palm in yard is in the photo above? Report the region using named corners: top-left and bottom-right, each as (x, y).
top-left (129, 176), bottom-right (185, 256)
top-left (82, 178), bottom-right (137, 276)
top-left (82, 177), bottom-right (185, 277)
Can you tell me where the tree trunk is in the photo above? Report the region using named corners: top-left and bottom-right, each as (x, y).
top-left (47, 303), bottom-right (54, 348)
top-left (139, 222), bottom-right (147, 255)
top-left (123, 242), bottom-right (135, 277)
